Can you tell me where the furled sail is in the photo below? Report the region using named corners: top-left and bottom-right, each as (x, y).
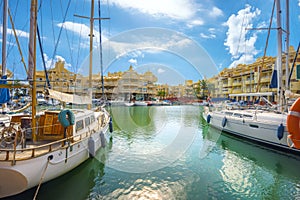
top-left (47, 89), bottom-right (92, 105)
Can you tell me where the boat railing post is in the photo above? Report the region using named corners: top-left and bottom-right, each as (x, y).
top-left (12, 131), bottom-right (18, 166)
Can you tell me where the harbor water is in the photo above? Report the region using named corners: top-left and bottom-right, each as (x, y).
top-left (6, 106), bottom-right (300, 200)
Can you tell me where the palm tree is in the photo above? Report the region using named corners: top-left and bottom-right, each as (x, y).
top-left (200, 79), bottom-right (208, 99)
top-left (157, 90), bottom-right (166, 100)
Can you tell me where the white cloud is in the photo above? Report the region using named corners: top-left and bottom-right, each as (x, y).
top-left (224, 4), bottom-right (261, 67)
top-left (128, 50), bottom-right (144, 58)
top-left (57, 21), bottom-right (108, 49)
top-left (157, 68), bottom-right (165, 74)
top-left (200, 28), bottom-right (216, 39)
top-left (209, 7), bottom-right (223, 18)
top-left (128, 58), bottom-right (137, 65)
top-left (57, 21), bottom-right (91, 38)
top-left (187, 19), bottom-right (204, 28)
top-left (200, 33), bottom-right (216, 39)
top-left (109, 0), bottom-right (197, 20)
top-left (107, 1), bottom-right (223, 28)
top-left (229, 54), bottom-right (255, 68)
top-left (43, 53), bottom-right (71, 70)
top-left (0, 39), bottom-right (15, 46)
top-left (0, 25), bottom-right (29, 38)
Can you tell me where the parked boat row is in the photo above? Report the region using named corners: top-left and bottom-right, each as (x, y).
top-left (108, 100), bottom-right (172, 107)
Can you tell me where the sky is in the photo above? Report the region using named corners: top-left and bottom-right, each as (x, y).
top-left (1, 0), bottom-right (300, 85)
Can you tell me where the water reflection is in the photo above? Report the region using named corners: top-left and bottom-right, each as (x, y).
top-left (201, 120), bottom-right (300, 199)
top-left (106, 106), bottom-right (201, 173)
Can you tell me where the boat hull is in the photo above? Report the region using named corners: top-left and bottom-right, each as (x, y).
top-left (0, 116), bottom-right (109, 198)
top-left (202, 109), bottom-right (299, 154)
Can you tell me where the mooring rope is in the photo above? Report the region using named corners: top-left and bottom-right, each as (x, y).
top-left (33, 156), bottom-right (52, 200)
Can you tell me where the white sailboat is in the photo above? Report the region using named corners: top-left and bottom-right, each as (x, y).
top-left (0, 0), bottom-right (111, 198)
top-left (203, 0), bottom-right (300, 154)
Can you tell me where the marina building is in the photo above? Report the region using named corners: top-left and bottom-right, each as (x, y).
top-left (32, 46), bottom-right (299, 102)
top-left (205, 46), bottom-right (300, 102)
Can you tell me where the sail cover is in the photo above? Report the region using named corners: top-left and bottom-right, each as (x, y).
top-left (0, 75), bottom-right (10, 104)
top-left (47, 89), bottom-right (92, 105)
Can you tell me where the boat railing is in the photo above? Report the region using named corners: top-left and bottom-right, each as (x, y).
top-left (0, 129), bottom-right (92, 164)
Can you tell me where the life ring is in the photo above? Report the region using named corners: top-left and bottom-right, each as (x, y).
top-left (58, 110), bottom-right (75, 128)
top-left (287, 97), bottom-right (300, 149)
top-left (206, 114), bottom-right (211, 124)
top-left (222, 117), bottom-right (227, 127)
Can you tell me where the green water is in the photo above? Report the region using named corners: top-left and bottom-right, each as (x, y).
top-left (6, 106), bottom-right (300, 199)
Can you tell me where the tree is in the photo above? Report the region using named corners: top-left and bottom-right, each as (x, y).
top-left (157, 90), bottom-right (166, 100)
top-left (200, 79), bottom-right (208, 99)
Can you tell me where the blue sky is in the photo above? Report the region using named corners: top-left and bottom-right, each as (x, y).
top-left (1, 0), bottom-right (300, 85)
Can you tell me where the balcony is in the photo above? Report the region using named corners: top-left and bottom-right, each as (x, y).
top-left (260, 87), bottom-right (270, 92)
top-left (232, 89), bottom-right (242, 94)
top-left (232, 81), bottom-right (242, 86)
top-left (261, 76), bottom-right (270, 83)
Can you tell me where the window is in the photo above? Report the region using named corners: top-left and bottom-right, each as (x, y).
top-left (225, 112), bottom-right (233, 116)
top-left (76, 120), bottom-right (84, 132)
top-left (85, 117), bottom-right (90, 127)
top-left (91, 115), bottom-right (95, 123)
top-left (233, 113), bottom-right (242, 118)
top-left (243, 114), bottom-right (253, 119)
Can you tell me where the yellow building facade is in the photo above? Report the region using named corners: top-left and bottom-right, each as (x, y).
top-left (206, 46), bottom-right (300, 102)
top-left (36, 64), bottom-right (158, 100)
top-left (36, 60), bottom-right (77, 93)
top-left (34, 46), bottom-right (300, 102)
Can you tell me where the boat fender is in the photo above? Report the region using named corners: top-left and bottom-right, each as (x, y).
top-left (58, 110), bottom-right (75, 128)
top-left (277, 123), bottom-right (284, 140)
top-left (109, 117), bottom-right (113, 133)
top-left (287, 97), bottom-right (300, 148)
top-left (100, 131), bottom-right (106, 147)
top-left (88, 137), bottom-right (96, 158)
top-left (222, 117), bottom-right (227, 128)
top-left (207, 114), bottom-right (211, 124)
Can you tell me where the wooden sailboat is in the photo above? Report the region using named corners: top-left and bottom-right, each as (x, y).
top-left (203, 0), bottom-right (300, 155)
top-left (0, 0), bottom-right (111, 198)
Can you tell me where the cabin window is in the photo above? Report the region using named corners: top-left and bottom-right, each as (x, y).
top-left (225, 112), bottom-right (233, 116)
top-left (233, 113), bottom-right (242, 118)
top-left (76, 120), bottom-right (84, 132)
top-left (85, 117), bottom-right (90, 127)
top-left (243, 114), bottom-right (253, 119)
top-left (91, 115), bottom-right (95, 123)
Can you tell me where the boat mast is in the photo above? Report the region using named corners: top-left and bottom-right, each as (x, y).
top-left (2, 0), bottom-right (8, 76)
top-left (28, 0), bottom-right (38, 141)
top-left (1, 0), bottom-right (8, 113)
top-left (74, 0), bottom-right (109, 107)
top-left (87, 0), bottom-right (95, 110)
top-left (276, 0), bottom-right (283, 112)
top-left (284, 0), bottom-right (290, 111)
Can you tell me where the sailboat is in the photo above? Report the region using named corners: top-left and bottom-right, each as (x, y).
top-left (202, 0), bottom-right (300, 154)
top-left (0, 0), bottom-right (111, 198)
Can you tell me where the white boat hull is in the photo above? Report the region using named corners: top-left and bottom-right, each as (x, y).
top-left (134, 101), bottom-right (148, 106)
top-left (202, 108), bottom-right (299, 154)
top-left (0, 109), bottom-right (110, 198)
top-left (124, 102), bottom-right (134, 107)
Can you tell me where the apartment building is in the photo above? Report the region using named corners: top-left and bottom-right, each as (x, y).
top-left (33, 46), bottom-right (299, 102)
top-left (206, 46), bottom-right (300, 102)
